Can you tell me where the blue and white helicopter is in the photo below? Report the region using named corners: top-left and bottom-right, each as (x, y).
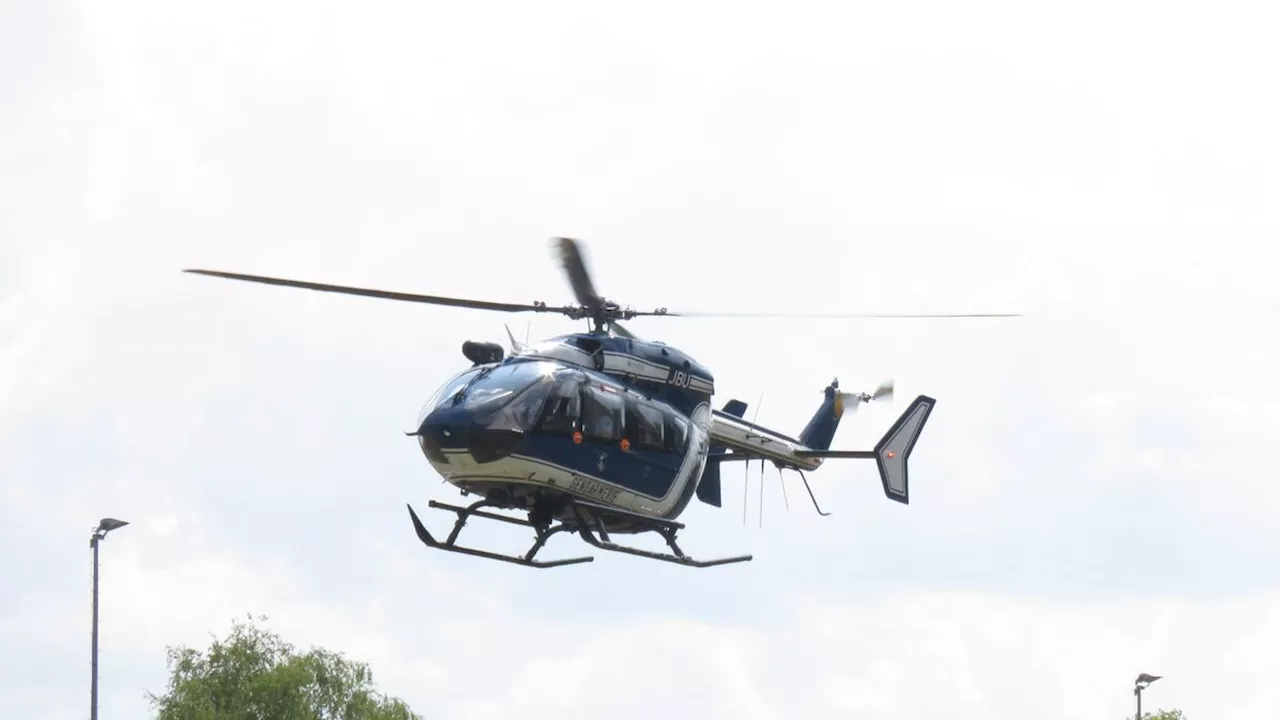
top-left (185, 238), bottom-right (1017, 569)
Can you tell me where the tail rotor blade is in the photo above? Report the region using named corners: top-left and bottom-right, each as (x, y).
top-left (872, 378), bottom-right (895, 404)
top-left (830, 378), bottom-right (894, 416)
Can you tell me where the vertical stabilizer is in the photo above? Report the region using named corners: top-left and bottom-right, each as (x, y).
top-left (799, 379), bottom-right (843, 451)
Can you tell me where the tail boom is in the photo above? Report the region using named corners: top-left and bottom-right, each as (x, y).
top-left (708, 409), bottom-right (825, 470)
top-left (707, 392), bottom-right (937, 504)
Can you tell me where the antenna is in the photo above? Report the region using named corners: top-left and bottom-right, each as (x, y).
top-left (745, 394), bottom-right (764, 528)
top-left (778, 464), bottom-right (790, 510)
top-left (757, 457), bottom-right (766, 529)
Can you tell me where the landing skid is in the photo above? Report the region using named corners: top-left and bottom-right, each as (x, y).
top-left (407, 500), bottom-right (592, 568)
top-left (405, 498), bottom-right (752, 570)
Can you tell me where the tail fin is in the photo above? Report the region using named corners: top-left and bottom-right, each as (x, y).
top-left (795, 394), bottom-right (936, 505)
top-left (799, 377), bottom-right (895, 452)
top-left (798, 379), bottom-right (843, 451)
top-left (869, 395), bottom-right (934, 504)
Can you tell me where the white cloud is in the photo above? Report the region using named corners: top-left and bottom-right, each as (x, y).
top-left (3, 0), bottom-right (1278, 717)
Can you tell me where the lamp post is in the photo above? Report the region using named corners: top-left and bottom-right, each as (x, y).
top-left (1134, 673), bottom-right (1161, 720)
top-left (90, 518), bottom-right (129, 720)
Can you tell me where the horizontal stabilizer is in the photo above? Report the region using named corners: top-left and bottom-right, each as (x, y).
top-left (795, 394), bottom-right (936, 504)
top-left (721, 399), bottom-right (748, 418)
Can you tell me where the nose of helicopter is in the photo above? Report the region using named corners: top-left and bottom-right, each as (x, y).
top-left (415, 407), bottom-right (524, 465)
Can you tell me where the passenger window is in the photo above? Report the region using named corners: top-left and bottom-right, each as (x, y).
top-left (582, 385), bottom-right (625, 441)
top-left (663, 412), bottom-right (689, 452)
top-left (625, 398), bottom-right (665, 450)
top-left (537, 377), bottom-right (581, 436)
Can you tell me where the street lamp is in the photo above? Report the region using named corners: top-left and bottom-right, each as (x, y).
top-left (90, 517), bottom-right (129, 720)
top-left (1134, 673), bottom-right (1161, 720)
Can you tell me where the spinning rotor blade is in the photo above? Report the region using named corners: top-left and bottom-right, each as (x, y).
top-left (652, 310), bottom-right (1021, 318)
top-left (183, 269), bottom-right (572, 315)
top-left (608, 321), bottom-right (638, 340)
top-left (187, 238), bottom-right (1021, 336)
top-left (552, 237), bottom-right (604, 313)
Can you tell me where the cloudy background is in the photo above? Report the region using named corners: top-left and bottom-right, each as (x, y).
top-left (3, 0), bottom-right (1278, 718)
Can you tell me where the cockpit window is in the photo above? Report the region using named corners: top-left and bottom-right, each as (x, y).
top-left (417, 365), bottom-right (489, 427)
top-left (663, 412), bottom-right (690, 453)
top-left (625, 397), bottom-right (665, 450)
top-left (461, 361), bottom-right (552, 412)
top-left (582, 385), bottom-right (625, 441)
top-left (536, 374), bottom-right (583, 435)
top-left (419, 360), bottom-right (564, 433)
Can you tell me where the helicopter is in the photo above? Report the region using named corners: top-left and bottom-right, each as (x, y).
top-left (184, 237), bottom-right (1018, 569)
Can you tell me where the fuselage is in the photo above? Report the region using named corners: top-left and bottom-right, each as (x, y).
top-left (412, 333), bottom-right (718, 529)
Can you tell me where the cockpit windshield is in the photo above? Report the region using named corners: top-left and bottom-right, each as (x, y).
top-left (416, 364), bottom-right (489, 428)
top-left (417, 359), bottom-right (693, 452)
top-left (459, 361), bottom-right (550, 408)
top-left (459, 360), bottom-right (570, 432)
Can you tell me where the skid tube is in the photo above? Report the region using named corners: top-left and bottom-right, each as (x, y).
top-left (406, 497), bottom-right (753, 569)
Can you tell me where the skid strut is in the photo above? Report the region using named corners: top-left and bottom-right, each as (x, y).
top-left (406, 500), bottom-right (593, 569)
top-left (569, 504), bottom-right (753, 568)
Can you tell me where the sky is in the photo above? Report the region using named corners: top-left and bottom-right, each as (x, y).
top-left (2, 0), bottom-right (1278, 718)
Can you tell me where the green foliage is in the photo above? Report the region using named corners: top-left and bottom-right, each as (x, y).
top-left (1140, 710), bottom-right (1186, 720)
top-left (147, 614), bottom-right (421, 720)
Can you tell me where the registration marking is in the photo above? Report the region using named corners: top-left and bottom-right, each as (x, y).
top-left (569, 475), bottom-right (621, 504)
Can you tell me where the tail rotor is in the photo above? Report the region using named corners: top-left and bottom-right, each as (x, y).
top-left (865, 378), bottom-right (895, 405)
top-left (830, 378), bottom-right (895, 416)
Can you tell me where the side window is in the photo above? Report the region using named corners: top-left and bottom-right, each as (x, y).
top-left (663, 412), bottom-right (690, 453)
top-left (536, 376), bottom-right (581, 436)
top-left (625, 398), bottom-right (665, 451)
top-left (582, 385), bottom-right (625, 442)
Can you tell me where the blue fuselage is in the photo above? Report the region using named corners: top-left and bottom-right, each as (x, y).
top-left (414, 342), bottom-right (715, 527)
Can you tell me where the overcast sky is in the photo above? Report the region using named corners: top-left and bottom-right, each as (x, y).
top-left (3, 1), bottom-right (1278, 718)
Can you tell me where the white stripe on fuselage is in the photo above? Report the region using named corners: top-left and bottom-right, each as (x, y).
top-left (515, 339), bottom-right (714, 392)
top-left (601, 351), bottom-right (669, 383)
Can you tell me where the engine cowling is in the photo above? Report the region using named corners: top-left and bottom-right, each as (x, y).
top-left (461, 340), bottom-right (504, 366)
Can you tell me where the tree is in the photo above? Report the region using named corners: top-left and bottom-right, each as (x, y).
top-left (147, 614), bottom-right (422, 720)
top-left (1139, 710), bottom-right (1186, 720)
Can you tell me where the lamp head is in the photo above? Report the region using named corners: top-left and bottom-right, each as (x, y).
top-left (1135, 673), bottom-right (1161, 689)
top-left (95, 518), bottom-right (129, 535)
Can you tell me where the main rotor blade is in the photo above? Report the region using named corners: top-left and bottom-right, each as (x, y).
top-left (647, 310), bottom-right (1022, 318)
top-left (609, 321), bottom-right (638, 339)
top-left (183, 269), bottom-right (570, 315)
top-left (552, 237), bottom-right (604, 312)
